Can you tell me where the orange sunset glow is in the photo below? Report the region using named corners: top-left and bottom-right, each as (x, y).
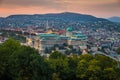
top-left (0, 0), bottom-right (120, 17)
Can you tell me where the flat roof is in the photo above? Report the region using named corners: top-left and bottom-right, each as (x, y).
top-left (39, 34), bottom-right (58, 37)
top-left (73, 34), bottom-right (86, 37)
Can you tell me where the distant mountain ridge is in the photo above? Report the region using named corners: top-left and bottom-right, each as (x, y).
top-left (108, 17), bottom-right (120, 23)
top-left (0, 12), bottom-right (120, 32)
top-left (6, 12), bottom-right (107, 22)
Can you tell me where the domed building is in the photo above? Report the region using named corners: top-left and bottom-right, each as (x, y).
top-left (66, 27), bottom-right (73, 37)
top-left (66, 27), bottom-right (73, 32)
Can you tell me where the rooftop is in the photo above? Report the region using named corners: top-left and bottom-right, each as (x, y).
top-left (74, 34), bottom-right (86, 37)
top-left (67, 27), bottom-right (73, 32)
top-left (39, 34), bottom-right (58, 37)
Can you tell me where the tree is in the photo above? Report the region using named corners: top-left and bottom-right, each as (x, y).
top-left (67, 55), bottom-right (79, 80)
top-left (44, 47), bottom-right (51, 54)
top-left (1, 38), bottom-right (20, 54)
top-left (95, 55), bottom-right (116, 69)
top-left (79, 54), bottom-right (94, 61)
top-left (49, 57), bottom-right (70, 80)
top-left (63, 43), bottom-right (68, 47)
top-left (65, 49), bottom-right (71, 55)
top-left (0, 39), bottom-right (120, 80)
top-left (9, 45), bottom-right (52, 80)
top-left (68, 45), bottom-right (73, 49)
top-left (116, 47), bottom-right (120, 54)
top-left (52, 73), bottom-right (61, 80)
top-left (103, 68), bottom-right (117, 80)
top-left (0, 39), bottom-right (52, 80)
top-left (76, 59), bottom-right (88, 80)
top-left (87, 59), bottom-right (102, 80)
top-left (0, 39), bottom-right (21, 80)
top-left (9, 46), bottom-right (38, 80)
top-left (49, 51), bottom-right (65, 59)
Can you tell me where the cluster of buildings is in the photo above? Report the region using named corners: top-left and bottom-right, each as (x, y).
top-left (87, 28), bottom-right (120, 52)
top-left (0, 32), bottom-right (7, 44)
top-left (0, 22), bottom-right (120, 56)
top-left (27, 27), bottom-right (88, 54)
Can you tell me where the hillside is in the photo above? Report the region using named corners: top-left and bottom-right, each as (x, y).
top-left (108, 17), bottom-right (120, 23)
top-left (0, 12), bottom-right (120, 31)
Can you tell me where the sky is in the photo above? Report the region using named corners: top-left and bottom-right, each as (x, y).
top-left (0, 0), bottom-right (120, 18)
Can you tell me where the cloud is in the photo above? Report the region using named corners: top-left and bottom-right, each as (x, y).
top-left (1, 0), bottom-right (120, 10)
top-left (118, 0), bottom-right (120, 5)
top-left (92, 1), bottom-right (120, 11)
top-left (0, 0), bottom-right (119, 17)
top-left (1, 0), bottom-right (66, 10)
top-left (0, 0), bottom-right (3, 4)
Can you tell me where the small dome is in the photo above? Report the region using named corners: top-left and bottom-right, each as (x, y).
top-left (67, 27), bottom-right (73, 32)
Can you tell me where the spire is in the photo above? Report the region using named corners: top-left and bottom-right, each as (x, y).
top-left (46, 20), bottom-right (49, 30)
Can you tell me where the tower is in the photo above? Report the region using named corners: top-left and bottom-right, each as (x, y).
top-left (66, 27), bottom-right (73, 37)
top-left (46, 21), bottom-right (49, 30)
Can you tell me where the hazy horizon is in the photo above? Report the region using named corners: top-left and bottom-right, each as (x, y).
top-left (0, 0), bottom-right (120, 18)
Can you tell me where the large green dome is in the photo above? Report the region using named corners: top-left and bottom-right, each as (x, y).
top-left (67, 27), bottom-right (73, 32)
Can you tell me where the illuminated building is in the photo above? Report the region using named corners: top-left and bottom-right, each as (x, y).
top-left (27, 27), bottom-right (87, 53)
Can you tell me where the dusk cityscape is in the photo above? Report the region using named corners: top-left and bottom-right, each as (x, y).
top-left (0, 0), bottom-right (120, 80)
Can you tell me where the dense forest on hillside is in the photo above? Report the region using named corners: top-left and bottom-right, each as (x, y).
top-left (0, 39), bottom-right (120, 80)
